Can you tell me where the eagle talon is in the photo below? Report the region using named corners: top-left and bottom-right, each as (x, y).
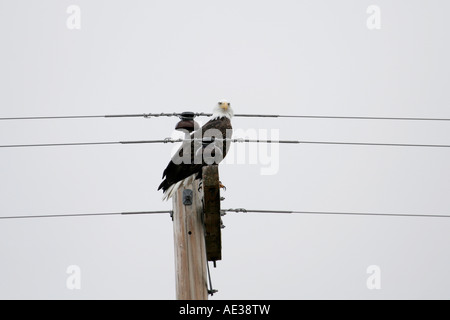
top-left (219, 181), bottom-right (226, 191)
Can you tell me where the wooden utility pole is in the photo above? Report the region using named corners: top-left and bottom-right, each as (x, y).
top-left (172, 179), bottom-right (208, 300)
top-left (172, 165), bottom-right (223, 300)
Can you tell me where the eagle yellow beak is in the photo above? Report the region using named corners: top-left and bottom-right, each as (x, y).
top-left (219, 102), bottom-right (229, 110)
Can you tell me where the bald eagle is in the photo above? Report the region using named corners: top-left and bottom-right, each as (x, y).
top-left (158, 100), bottom-right (233, 200)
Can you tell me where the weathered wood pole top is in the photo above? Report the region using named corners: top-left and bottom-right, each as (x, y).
top-left (202, 165), bottom-right (222, 262)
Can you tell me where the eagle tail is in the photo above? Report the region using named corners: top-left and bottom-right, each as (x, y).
top-left (162, 180), bottom-right (183, 201)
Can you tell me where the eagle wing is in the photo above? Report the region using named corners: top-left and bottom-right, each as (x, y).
top-left (158, 117), bottom-right (232, 193)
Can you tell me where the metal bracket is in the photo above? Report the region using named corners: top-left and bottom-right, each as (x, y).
top-left (208, 289), bottom-right (219, 296)
top-left (206, 261), bottom-right (218, 296)
top-left (182, 189), bottom-right (193, 205)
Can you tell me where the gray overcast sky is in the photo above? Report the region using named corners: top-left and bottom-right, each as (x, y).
top-left (0, 0), bottom-right (449, 299)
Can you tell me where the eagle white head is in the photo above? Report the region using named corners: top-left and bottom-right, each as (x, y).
top-left (211, 99), bottom-right (234, 120)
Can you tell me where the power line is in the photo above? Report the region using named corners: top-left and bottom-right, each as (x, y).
top-left (0, 139), bottom-right (182, 149)
top-left (0, 115), bottom-right (106, 121)
top-left (1, 112), bottom-right (450, 122)
top-left (0, 210), bottom-right (172, 220)
top-left (236, 114), bottom-right (450, 121)
top-left (223, 209), bottom-right (450, 219)
top-left (2, 208), bottom-right (450, 220)
top-left (0, 141), bottom-right (120, 148)
top-left (1, 138), bottom-right (450, 149)
top-left (296, 140), bottom-right (450, 148)
top-left (231, 139), bottom-right (450, 148)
